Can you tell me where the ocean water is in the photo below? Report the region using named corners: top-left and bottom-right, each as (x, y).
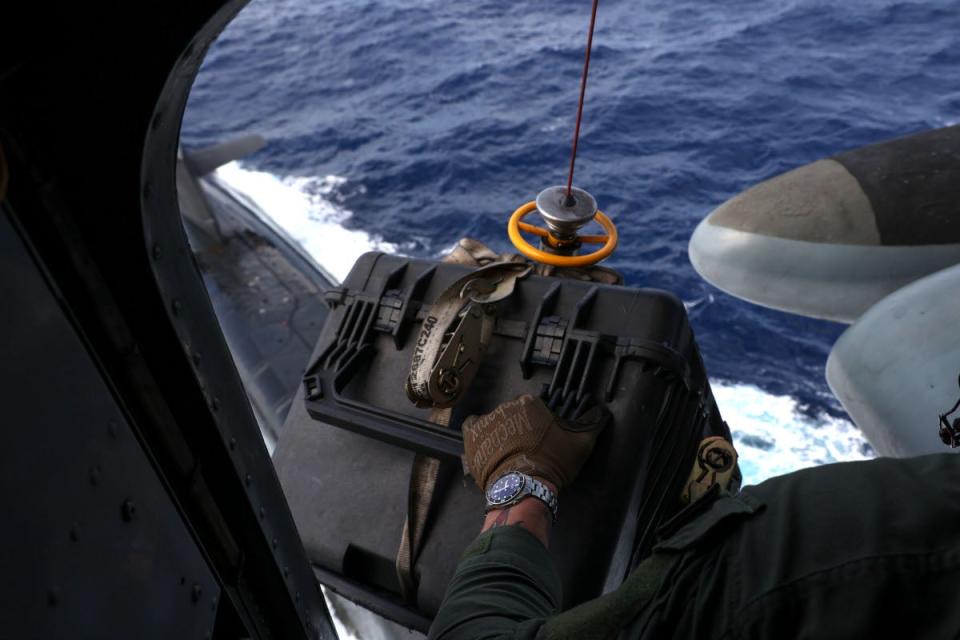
top-left (182, 0), bottom-right (959, 485)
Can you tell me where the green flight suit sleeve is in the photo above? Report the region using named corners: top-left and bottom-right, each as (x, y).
top-left (428, 525), bottom-right (562, 640)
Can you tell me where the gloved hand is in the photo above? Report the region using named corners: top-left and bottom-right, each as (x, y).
top-left (462, 394), bottom-right (609, 493)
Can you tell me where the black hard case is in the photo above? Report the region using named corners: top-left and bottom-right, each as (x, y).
top-left (274, 252), bottom-right (728, 631)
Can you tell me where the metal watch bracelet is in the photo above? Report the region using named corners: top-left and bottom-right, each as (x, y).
top-left (485, 471), bottom-right (559, 521)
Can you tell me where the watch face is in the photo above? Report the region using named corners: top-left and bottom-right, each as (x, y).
top-left (487, 472), bottom-right (525, 506)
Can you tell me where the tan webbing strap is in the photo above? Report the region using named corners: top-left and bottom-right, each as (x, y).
top-left (397, 248), bottom-right (499, 602)
top-left (405, 261), bottom-right (530, 408)
top-left (396, 407), bottom-right (451, 602)
top-left (397, 259), bottom-right (530, 603)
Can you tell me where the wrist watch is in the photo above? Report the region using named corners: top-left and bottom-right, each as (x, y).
top-left (485, 471), bottom-right (559, 521)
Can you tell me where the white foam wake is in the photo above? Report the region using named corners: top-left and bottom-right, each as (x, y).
top-left (215, 161), bottom-right (399, 282)
top-left (714, 382), bottom-right (873, 487)
top-left (214, 163), bottom-right (875, 487)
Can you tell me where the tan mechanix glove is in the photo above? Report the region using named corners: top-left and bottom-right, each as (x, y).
top-left (462, 394), bottom-right (609, 492)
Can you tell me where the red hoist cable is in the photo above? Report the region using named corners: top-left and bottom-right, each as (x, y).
top-left (564, 0), bottom-right (601, 204)
top-left (507, 0), bottom-right (617, 268)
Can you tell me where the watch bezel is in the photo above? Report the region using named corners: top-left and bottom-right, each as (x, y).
top-left (486, 471), bottom-right (526, 507)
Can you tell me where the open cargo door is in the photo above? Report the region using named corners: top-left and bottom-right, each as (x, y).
top-left (0, 2), bottom-right (337, 638)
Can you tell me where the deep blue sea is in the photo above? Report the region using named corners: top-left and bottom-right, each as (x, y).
top-left (181, 0), bottom-right (959, 482)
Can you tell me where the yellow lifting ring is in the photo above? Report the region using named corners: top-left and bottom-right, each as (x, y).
top-left (508, 201), bottom-right (618, 268)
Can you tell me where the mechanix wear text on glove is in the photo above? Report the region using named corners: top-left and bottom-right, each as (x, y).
top-left (461, 394), bottom-right (609, 492)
